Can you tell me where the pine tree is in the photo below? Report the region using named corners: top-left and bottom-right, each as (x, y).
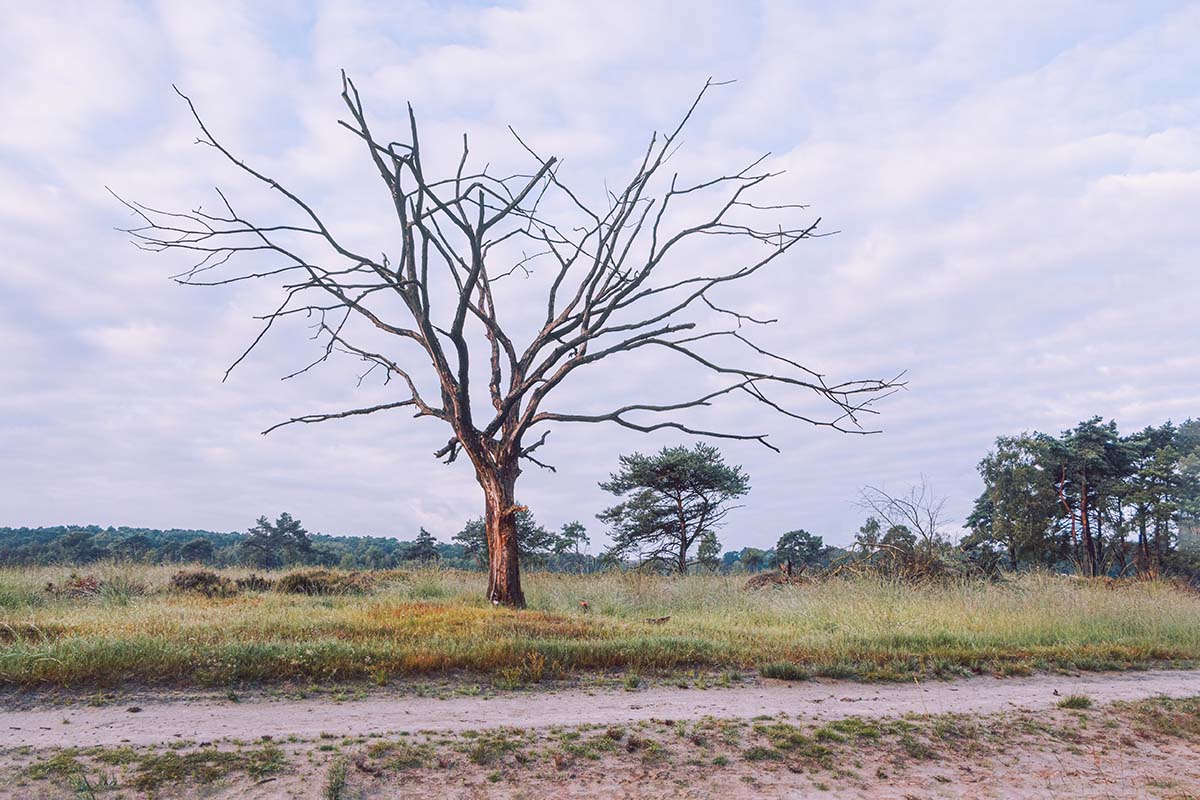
top-left (405, 528), bottom-right (441, 563)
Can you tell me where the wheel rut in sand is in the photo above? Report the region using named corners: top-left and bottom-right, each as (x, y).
top-left (3, 669), bottom-right (1198, 750)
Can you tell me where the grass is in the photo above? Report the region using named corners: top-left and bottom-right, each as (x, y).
top-left (2, 564), bottom-right (1199, 688)
top-left (16, 696), bottom-right (1200, 794)
top-left (322, 756), bottom-right (347, 799)
top-left (759, 662), bottom-right (810, 681)
top-left (1057, 693), bottom-right (1094, 709)
top-left (25, 744), bottom-right (285, 794)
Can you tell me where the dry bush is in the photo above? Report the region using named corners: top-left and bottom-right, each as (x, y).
top-left (44, 573), bottom-right (103, 599)
top-left (234, 574), bottom-right (275, 593)
top-left (170, 570), bottom-right (238, 598)
top-left (275, 569), bottom-right (373, 595)
top-left (744, 571), bottom-right (811, 591)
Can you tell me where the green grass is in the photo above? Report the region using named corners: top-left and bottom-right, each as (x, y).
top-left (759, 662), bottom-right (810, 681)
top-left (1057, 693), bottom-right (1093, 709)
top-left (2, 565), bottom-right (1199, 688)
top-left (322, 756), bottom-right (347, 799)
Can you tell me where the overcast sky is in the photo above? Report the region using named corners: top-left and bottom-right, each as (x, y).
top-left (2, 1), bottom-right (1197, 551)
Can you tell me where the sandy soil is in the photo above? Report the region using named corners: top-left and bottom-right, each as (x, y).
top-left (2, 669), bottom-right (1197, 750)
top-left (4, 671), bottom-right (1200, 798)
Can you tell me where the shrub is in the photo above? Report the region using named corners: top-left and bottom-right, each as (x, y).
top-left (275, 569), bottom-right (372, 596)
top-left (44, 573), bottom-right (103, 599)
top-left (235, 574), bottom-right (275, 592)
top-left (170, 570), bottom-right (238, 598)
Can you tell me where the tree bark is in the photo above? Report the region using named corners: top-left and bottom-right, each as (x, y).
top-left (1080, 473), bottom-right (1098, 577)
top-left (480, 462), bottom-right (525, 608)
top-left (675, 495), bottom-right (689, 575)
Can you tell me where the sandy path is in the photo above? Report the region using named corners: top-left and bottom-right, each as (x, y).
top-left (3, 669), bottom-right (1197, 751)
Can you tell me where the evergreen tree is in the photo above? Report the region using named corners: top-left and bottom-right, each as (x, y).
top-left (240, 512), bottom-right (313, 568)
top-left (404, 528), bottom-right (441, 563)
top-left (774, 529), bottom-right (826, 570)
top-left (965, 434), bottom-right (1060, 570)
top-left (599, 443), bottom-right (749, 574)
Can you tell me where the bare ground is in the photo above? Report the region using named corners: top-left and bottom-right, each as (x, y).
top-left (4, 670), bottom-right (1200, 798)
top-left (3, 669), bottom-right (1197, 750)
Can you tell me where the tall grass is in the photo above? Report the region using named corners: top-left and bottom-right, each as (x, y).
top-left (1, 564), bottom-right (1197, 688)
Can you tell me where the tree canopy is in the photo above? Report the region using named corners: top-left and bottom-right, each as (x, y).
top-left (774, 529), bottom-right (827, 571)
top-left (240, 513), bottom-right (314, 569)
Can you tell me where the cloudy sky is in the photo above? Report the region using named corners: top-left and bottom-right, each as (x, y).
top-left (2, 1), bottom-right (1197, 551)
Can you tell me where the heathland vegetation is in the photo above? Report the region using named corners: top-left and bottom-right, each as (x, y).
top-left (2, 565), bottom-right (1198, 690)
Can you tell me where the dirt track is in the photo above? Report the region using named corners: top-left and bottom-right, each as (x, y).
top-left (3, 669), bottom-right (1198, 750)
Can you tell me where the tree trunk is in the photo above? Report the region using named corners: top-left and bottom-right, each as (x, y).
top-left (1136, 510), bottom-right (1149, 574)
top-left (1080, 474), bottom-right (1098, 576)
top-left (479, 463), bottom-right (525, 608)
top-left (675, 496), bottom-right (689, 575)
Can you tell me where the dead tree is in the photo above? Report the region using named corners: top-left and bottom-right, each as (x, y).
top-left (115, 75), bottom-right (903, 607)
top-left (858, 478), bottom-right (949, 559)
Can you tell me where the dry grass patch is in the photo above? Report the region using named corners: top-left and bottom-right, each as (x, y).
top-left (2, 566), bottom-right (1199, 688)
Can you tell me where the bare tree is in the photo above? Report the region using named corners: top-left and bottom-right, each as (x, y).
top-left (115, 75), bottom-right (903, 607)
top-left (857, 478), bottom-right (950, 559)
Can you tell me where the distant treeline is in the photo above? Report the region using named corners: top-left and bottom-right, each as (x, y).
top-left (4, 416), bottom-right (1195, 578)
top-left (0, 522), bottom-right (835, 577)
top-left (0, 523), bottom-right (469, 570)
top-left (0, 520), bottom-right (832, 575)
top-left (0, 520), bottom-right (593, 572)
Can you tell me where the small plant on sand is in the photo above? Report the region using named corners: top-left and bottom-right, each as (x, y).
top-left (1057, 694), bottom-right (1093, 709)
top-left (743, 746), bottom-right (783, 761)
top-left (322, 757), bottom-right (347, 800)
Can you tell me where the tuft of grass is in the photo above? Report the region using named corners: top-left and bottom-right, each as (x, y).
top-left (898, 733), bottom-right (937, 760)
top-left (323, 757), bottom-right (347, 800)
top-left (131, 745), bottom-right (284, 790)
top-left (759, 662), bottom-right (809, 681)
top-left (753, 723), bottom-right (834, 765)
top-left (464, 730), bottom-right (525, 766)
top-left (1057, 694), bottom-right (1094, 709)
top-left (28, 751), bottom-right (84, 780)
top-left (742, 746), bottom-right (783, 761)
top-left (815, 717), bottom-right (884, 742)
